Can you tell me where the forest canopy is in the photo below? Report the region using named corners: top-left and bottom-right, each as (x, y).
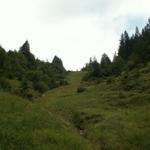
top-left (0, 41), bottom-right (67, 99)
top-left (83, 18), bottom-right (150, 80)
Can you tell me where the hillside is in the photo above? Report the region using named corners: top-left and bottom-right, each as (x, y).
top-left (0, 63), bottom-right (150, 150)
top-left (0, 72), bottom-right (93, 150)
top-left (0, 41), bottom-right (67, 99)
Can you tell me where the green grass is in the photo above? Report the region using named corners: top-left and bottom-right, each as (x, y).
top-left (0, 92), bottom-right (92, 150)
top-left (0, 65), bottom-right (150, 150)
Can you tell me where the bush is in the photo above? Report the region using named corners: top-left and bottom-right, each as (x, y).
top-left (120, 70), bottom-right (141, 91)
top-left (33, 81), bottom-right (49, 93)
top-left (0, 77), bottom-right (11, 91)
top-left (59, 79), bottom-right (68, 86)
top-left (77, 86), bottom-right (86, 93)
top-left (106, 77), bottom-right (113, 84)
top-left (19, 80), bottom-right (34, 99)
top-left (82, 73), bottom-right (90, 81)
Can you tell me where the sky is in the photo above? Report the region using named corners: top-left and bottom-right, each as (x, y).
top-left (0, 0), bottom-right (150, 70)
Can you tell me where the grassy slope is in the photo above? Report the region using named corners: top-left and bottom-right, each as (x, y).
top-left (0, 64), bottom-right (150, 150)
top-left (0, 80), bottom-right (93, 150)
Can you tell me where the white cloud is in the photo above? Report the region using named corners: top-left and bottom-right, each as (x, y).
top-left (0, 0), bottom-right (150, 70)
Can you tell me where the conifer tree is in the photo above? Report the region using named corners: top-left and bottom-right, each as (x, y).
top-left (118, 31), bottom-right (131, 61)
top-left (135, 27), bottom-right (140, 38)
top-left (52, 56), bottom-right (66, 74)
top-left (100, 53), bottom-right (112, 76)
top-left (101, 53), bottom-right (111, 67)
top-left (0, 46), bottom-right (6, 69)
top-left (19, 41), bottom-right (35, 69)
top-left (112, 53), bottom-right (124, 75)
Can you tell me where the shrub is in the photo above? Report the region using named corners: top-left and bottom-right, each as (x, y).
top-left (33, 81), bottom-right (49, 93)
top-left (77, 86), bottom-right (86, 93)
top-left (120, 69), bottom-right (141, 91)
top-left (19, 80), bottom-right (34, 99)
top-left (0, 77), bottom-right (11, 91)
top-left (59, 79), bottom-right (68, 86)
top-left (106, 77), bottom-right (113, 84)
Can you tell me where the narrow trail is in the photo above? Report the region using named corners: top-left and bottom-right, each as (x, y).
top-left (35, 71), bottom-right (86, 130)
top-left (38, 71), bottom-right (85, 100)
top-left (35, 71), bottom-right (99, 150)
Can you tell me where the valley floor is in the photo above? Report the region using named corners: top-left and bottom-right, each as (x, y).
top-left (0, 70), bottom-right (150, 150)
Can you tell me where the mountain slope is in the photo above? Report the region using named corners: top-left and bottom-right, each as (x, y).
top-left (37, 65), bottom-right (150, 150)
top-left (0, 65), bottom-right (150, 150)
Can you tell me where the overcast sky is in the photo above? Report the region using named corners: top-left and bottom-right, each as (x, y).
top-left (0, 0), bottom-right (150, 70)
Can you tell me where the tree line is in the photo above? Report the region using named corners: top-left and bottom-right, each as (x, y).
top-left (83, 18), bottom-right (150, 80)
top-left (0, 41), bottom-right (67, 99)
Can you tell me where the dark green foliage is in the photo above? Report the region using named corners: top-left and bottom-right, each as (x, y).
top-left (20, 80), bottom-right (34, 99)
top-left (106, 77), bottom-right (114, 84)
top-left (4, 50), bottom-right (27, 80)
top-left (0, 46), bottom-right (7, 69)
top-left (83, 57), bottom-right (101, 80)
top-left (119, 67), bottom-right (150, 92)
top-left (72, 112), bottom-right (103, 131)
top-left (112, 53), bottom-right (124, 75)
top-left (120, 72), bottom-right (137, 91)
top-left (126, 20), bottom-right (150, 64)
top-left (83, 54), bottom-right (112, 80)
top-left (19, 40), bottom-right (36, 69)
top-left (100, 53), bottom-right (112, 76)
top-left (83, 18), bottom-right (150, 81)
top-left (33, 81), bottom-right (49, 93)
top-left (0, 78), bottom-right (11, 91)
top-left (89, 58), bottom-right (101, 78)
top-left (101, 53), bottom-right (111, 67)
top-left (77, 86), bottom-right (86, 93)
top-left (52, 56), bottom-right (66, 74)
top-left (118, 31), bottom-right (131, 61)
top-left (0, 41), bottom-right (67, 98)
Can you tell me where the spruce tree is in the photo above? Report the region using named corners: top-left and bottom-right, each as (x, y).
top-left (19, 41), bottom-right (35, 69)
top-left (100, 53), bottom-right (112, 76)
top-left (52, 56), bottom-right (66, 74)
top-left (118, 31), bottom-right (131, 61)
top-left (101, 53), bottom-right (111, 67)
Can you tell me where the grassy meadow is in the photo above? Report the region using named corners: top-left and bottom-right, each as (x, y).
top-left (0, 64), bottom-right (150, 150)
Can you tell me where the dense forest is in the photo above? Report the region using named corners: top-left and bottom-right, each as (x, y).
top-left (0, 41), bottom-right (67, 99)
top-left (82, 19), bottom-right (150, 81)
